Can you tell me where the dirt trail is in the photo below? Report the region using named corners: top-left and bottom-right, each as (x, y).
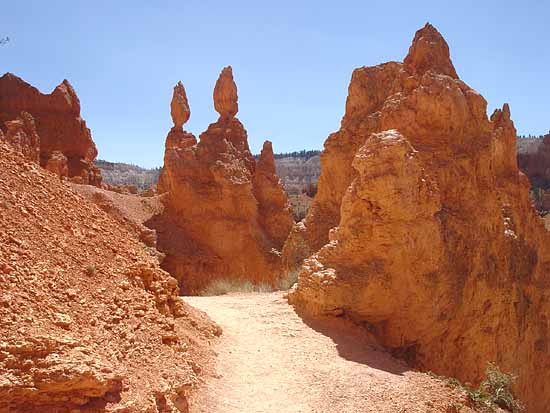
top-left (184, 292), bottom-right (472, 413)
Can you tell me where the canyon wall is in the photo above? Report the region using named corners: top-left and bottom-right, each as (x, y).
top-left (152, 68), bottom-right (293, 294)
top-left (286, 23), bottom-right (550, 412)
top-left (0, 73), bottom-right (101, 185)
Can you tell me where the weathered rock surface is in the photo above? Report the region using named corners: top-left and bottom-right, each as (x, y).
top-left (287, 23), bottom-right (550, 412)
top-left (0, 73), bottom-right (102, 185)
top-left (0, 141), bottom-right (219, 412)
top-left (153, 76), bottom-right (292, 294)
top-left (1, 111), bottom-right (40, 162)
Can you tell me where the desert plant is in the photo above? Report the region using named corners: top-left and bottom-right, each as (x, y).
top-left (200, 279), bottom-right (273, 296)
top-left (462, 363), bottom-right (524, 412)
top-left (277, 270), bottom-right (299, 291)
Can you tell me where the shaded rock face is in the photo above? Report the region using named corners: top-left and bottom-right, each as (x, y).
top-left (44, 151), bottom-right (69, 178)
top-left (286, 23), bottom-right (550, 412)
top-left (153, 76), bottom-right (292, 294)
top-left (1, 111), bottom-right (40, 162)
top-left (0, 73), bottom-right (102, 185)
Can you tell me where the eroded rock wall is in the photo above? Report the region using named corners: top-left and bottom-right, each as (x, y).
top-left (287, 23), bottom-right (550, 412)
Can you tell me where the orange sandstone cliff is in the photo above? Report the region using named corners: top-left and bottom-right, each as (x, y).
top-left (0, 73), bottom-right (102, 185)
top-left (153, 67), bottom-right (293, 294)
top-left (286, 23), bottom-right (550, 412)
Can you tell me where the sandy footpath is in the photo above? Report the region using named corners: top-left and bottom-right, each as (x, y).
top-left (184, 292), bottom-right (473, 413)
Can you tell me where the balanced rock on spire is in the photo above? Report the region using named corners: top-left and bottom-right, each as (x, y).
top-left (151, 68), bottom-right (292, 294)
top-left (213, 66), bottom-right (238, 119)
top-left (170, 81), bottom-right (190, 129)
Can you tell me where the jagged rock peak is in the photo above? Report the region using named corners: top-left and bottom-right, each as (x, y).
top-left (170, 81), bottom-right (190, 128)
top-left (213, 66), bottom-right (238, 119)
top-left (403, 23), bottom-right (458, 79)
top-left (490, 102), bottom-right (512, 124)
top-left (257, 140), bottom-right (276, 175)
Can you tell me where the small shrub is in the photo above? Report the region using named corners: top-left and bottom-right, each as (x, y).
top-left (465, 363), bottom-right (524, 412)
top-left (200, 279), bottom-right (273, 296)
top-left (85, 264), bottom-right (96, 276)
top-left (447, 377), bottom-right (462, 388)
top-left (277, 270), bottom-right (299, 291)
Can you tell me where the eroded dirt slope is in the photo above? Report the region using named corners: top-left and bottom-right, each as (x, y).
top-left (0, 142), bottom-right (219, 413)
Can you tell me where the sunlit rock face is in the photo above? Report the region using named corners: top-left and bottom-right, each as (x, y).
top-left (155, 71), bottom-right (293, 294)
top-left (286, 23), bottom-right (550, 412)
top-left (0, 73), bottom-right (102, 185)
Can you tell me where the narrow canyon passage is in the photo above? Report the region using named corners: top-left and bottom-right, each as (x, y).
top-left (184, 292), bottom-right (471, 413)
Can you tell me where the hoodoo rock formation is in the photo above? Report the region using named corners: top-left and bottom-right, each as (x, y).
top-left (286, 23), bottom-right (550, 412)
top-left (0, 73), bottom-right (102, 185)
top-left (253, 141), bottom-right (294, 247)
top-left (153, 69), bottom-right (293, 294)
top-left (0, 141), bottom-right (219, 412)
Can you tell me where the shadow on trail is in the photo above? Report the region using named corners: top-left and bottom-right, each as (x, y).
top-left (295, 309), bottom-right (410, 376)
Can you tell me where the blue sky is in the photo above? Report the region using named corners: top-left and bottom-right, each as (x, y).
top-left (1, 1), bottom-right (548, 167)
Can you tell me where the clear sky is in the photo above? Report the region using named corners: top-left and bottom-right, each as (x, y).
top-left (1, 1), bottom-right (548, 167)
